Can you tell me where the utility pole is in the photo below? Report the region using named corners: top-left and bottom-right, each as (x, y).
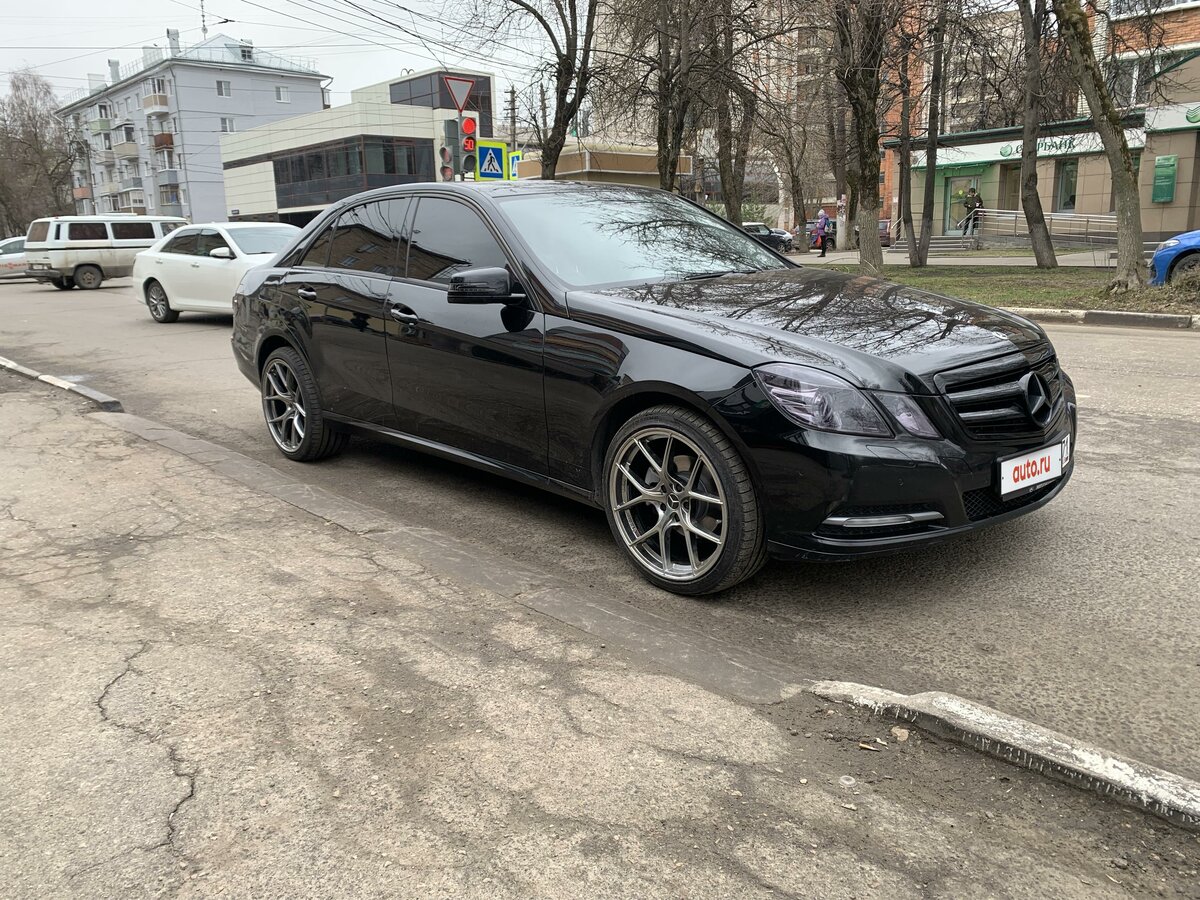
top-left (508, 86), bottom-right (517, 146)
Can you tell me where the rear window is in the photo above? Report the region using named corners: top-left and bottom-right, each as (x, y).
top-left (27, 221), bottom-right (49, 243)
top-left (112, 222), bottom-right (156, 240)
top-left (68, 222), bottom-right (109, 241)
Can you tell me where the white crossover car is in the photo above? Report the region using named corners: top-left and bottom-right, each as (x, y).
top-left (132, 222), bottom-right (300, 323)
top-left (0, 236), bottom-right (27, 279)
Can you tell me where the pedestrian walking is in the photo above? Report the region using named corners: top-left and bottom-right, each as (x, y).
top-left (963, 188), bottom-right (984, 235)
top-left (815, 208), bottom-right (830, 257)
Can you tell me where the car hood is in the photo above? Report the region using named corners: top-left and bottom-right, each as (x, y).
top-left (568, 267), bottom-right (1047, 393)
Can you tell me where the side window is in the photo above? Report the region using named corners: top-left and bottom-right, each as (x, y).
top-left (68, 222), bottom-right (109, 241)
top-left (328, 198), bottom-right (409, 277)
top-left (162, 231), bottom-right (199, 255)
top-left (407, 198), bottom-right (507, 284)
top-left (196, 229), bottom-right (231, 256)
top-left (298, 224), bottom-right (335, 268)
top-left (112, 222), bottom-right (156, 240)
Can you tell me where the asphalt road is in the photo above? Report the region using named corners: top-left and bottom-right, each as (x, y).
top-left (4, 278), bottom-right (1198, 781)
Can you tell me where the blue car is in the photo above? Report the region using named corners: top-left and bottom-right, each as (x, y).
top-left (1149, 229), bottom-right (1200, 285)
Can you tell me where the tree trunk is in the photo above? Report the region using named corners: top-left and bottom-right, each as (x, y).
top-left (1052, 0), bottom-right (1143, 292)
top-left (1017, 0), bottom-right (1057, 267)
top-left (917, 0), bottom-right (948, 266)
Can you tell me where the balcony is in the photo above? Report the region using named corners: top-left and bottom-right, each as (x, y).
top-left (72, 185), bottom-right (93, 200)
top-left (155, 168), bottom-right (181, 188)
top-left (114, 141), bottom-right (140, 160)
top-left (143, 93), bottom-right (170, 117)
top-left (152, 132), bottom-right (174, 150)
top-left (88, 118), bottom-right (111, 134)
top-left (119, 175), bottom-right (143, 191)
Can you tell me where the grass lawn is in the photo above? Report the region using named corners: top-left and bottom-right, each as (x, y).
top-left (826, 265), bottom-right (1197, 314)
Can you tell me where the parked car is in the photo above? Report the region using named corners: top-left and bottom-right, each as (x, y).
top-left (0, 236), bottom-right (26, 279)
top-left (133, 222), bottom-right (300, 322)
top-left (770, 228), bottom-right (794, 252)
top-left (1149, 229), bottom-right (1200, 285)
top-left (232, 182), bottom-right (1076, 595)
top-left (23, 215), bottom-right (188, 290)
top-left (741, 222), bottom-right (791, 252)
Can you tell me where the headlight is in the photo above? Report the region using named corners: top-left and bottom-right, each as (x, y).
top-left (873, 393), bottom-right (941, 438)
top-left (755, 364), bottom-right (891, 436)
top-left (1156, 239), bottom-right (1180, 253)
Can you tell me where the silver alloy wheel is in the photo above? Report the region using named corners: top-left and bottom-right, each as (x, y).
top-left (608, 427), bottom-right (727, 582)
top-left (262, 359), bottom-right (307, 453)
top-left (147, 283), bottom-right (170, 320)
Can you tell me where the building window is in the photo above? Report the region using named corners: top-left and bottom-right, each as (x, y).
top-left (216, 80), bottom-right (232, 97)
top-left (220, 117), bottom-right (236, 133)
top-left (275, 86), bottom-right (290, 103)
top-left (1054, 159), bottom-right (1078, 212)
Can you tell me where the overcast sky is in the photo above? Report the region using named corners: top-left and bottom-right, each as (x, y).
top-left (0, 0), bottom-right (538, 103)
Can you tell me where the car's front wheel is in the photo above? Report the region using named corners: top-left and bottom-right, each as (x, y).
top-left (603, 405), bottom-right (767, 595)
top-left (260, 347), bottom-right (348, 461)
top-left (1170, 252), bottom-right (1199, 282)
top-left (145, 280), bottom-right (179, 323)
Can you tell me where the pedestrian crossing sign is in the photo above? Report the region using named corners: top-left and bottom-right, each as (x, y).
top-left (476, 141), bottom-right (508, 180)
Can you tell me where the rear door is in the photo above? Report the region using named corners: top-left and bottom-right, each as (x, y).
top-left (277, 198), bottom-right (405, 428)
top-left (384, 195), bottom-right (547, 473)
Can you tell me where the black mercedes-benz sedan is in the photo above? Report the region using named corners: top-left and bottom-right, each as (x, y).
top-left (231, 182), bottom-right (1076, 595)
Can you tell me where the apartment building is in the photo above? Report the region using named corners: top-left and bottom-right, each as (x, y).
top-left (58, 30), bottom-right (327, 223)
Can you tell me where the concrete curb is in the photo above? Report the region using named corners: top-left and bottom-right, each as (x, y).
top-left (812, 680), bottom-right (1200, 831)
top-left (0, 356), bottom-right (124, 412)
top-left (999, 307), bottom-right (1196, 330)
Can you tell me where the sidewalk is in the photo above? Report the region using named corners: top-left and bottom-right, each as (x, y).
top-left (2, 373), bottom-right (1198, 898)
top-left (795, 249), bottom-right (1113, 267)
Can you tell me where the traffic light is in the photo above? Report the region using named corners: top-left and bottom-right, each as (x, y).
top-left (440, 119), bottom-right (460, 182)
top-left (461, 116), bottom-right (477, 176)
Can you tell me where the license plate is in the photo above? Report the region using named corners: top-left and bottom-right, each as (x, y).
top-left (1000, 436), bottom-right (1070, 496)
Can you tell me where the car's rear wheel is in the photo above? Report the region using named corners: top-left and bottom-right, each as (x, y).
top-left (603, 405), bottom-right (767, 595)
top-left (51, 277), bottom-right (75, 290)
top-left (73, 265), bottom-right (102, 290)
top-left (260, 347), bottom-right (348, 462)
top-left (145, 280), bottom-right (179, 323)
top-left (1170, 252), bottom-right (1199, 282)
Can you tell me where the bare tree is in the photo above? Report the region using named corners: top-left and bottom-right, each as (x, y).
top-left (830, 0), bottom-right (902, 274)
top-left (1051, 0), bottom-right (1143, 292)
top-left (0, 70), bottom-right (74, 235)
top-left (1016, 0), bottom-right (1058, 268)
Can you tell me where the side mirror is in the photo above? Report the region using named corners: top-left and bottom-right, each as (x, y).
top-left (447, 267), bottom-right (525, 305)
top-left (210, 246), bottom-right (234, 260)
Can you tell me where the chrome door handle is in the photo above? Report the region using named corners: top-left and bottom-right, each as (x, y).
top-left (389, 306), bottom-right (419, 323)
top-left (297, 287), bottom-right (318, 301)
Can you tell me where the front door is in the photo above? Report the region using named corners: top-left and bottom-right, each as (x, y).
top-left (384, 195), bottom-right (548, 475)
top-left (944, 175), bottom-right (979, 235)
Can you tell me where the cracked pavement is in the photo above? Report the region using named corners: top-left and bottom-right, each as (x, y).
top-left (2, 373), bottom-right (1199, 898)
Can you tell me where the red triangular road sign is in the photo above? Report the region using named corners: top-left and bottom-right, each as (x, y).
top-left (443, 76), bottom-right (475, 113)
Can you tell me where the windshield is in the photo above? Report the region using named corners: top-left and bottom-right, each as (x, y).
top-left (225, 226), bottom-right (300, 255)
top-left (496, 188), bottom-right (787, 288)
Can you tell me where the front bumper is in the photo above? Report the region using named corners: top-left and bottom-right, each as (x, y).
top-left (748, 396), bottom-right (1078, 562)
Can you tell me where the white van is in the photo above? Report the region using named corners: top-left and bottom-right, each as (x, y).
top-left (24, 215), bottom-right (188, 290)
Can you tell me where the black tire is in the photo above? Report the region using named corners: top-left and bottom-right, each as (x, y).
top-left (145, 280), bottom-right (179, 323)
top-left (51, 277), bottom-right (75, 290)
top-left (603, 404), bottom-right (768, 595)
top-left (73, 265), bottom-right (103, 290)
top-left (1169, 252), bottom-right (1200, 282)
top-left (260, 346), bottom-right (348, 462)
